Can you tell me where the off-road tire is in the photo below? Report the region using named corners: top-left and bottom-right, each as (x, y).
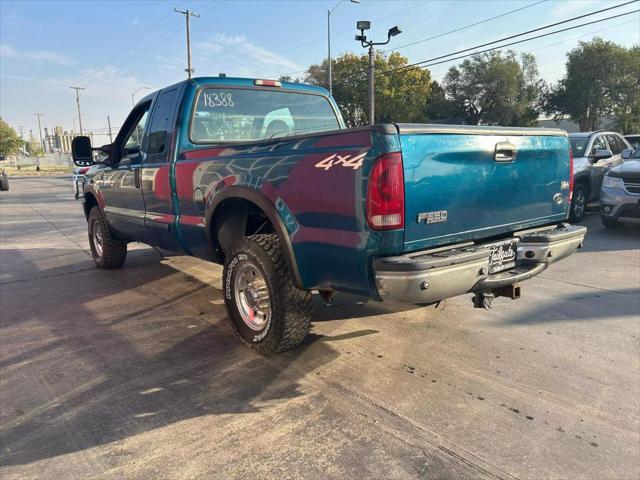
top-left (569, 184), bottom-right (587, 223)
top-left (601, 215), bottom-right (623, 229)
top-left (223, 234), bottom-right (312, 354)
top-left (0, 173), bottom-right (9, 191)
top-left (88, 206), bottom-right (127, 269)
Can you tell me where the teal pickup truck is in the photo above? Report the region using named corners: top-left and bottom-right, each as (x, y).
top-left (72, 76), bottom-right (586, 353)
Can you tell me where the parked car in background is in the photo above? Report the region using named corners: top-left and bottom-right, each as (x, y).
top-left (600, 147), bottom-right (640, 228)
top-left (73, 166), bottom-right (90, 200)
top-left (567, 131), bottom-right (632, 222)
top-left (0, 155), bottom-right (9, 191)
top-left (624, 134), bottom-right (640, 150)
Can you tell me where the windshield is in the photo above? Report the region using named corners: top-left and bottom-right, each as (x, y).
top-left (191, 87), bottom-right (341, 143)
top-left (569, 137), bottom-right (589, 157)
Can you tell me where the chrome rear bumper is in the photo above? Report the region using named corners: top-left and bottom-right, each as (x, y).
top-left (374, 223), bottom-right (586, 305)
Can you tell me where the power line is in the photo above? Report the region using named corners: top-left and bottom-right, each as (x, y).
top-left (383, 1), bottom-right (639, 76)
top-left (395, 9), bottom-right (639, 75)
top-left (381, 0), bottom-right (548, 54)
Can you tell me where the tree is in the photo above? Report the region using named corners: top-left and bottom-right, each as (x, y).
top-left (544, 38), bottom-right (632, 132)
top-left (424, 80), bottom-right (464, 124)
top-left (610, 46), bottom-right (640, 134)
top-left (441, 50), bottom-right (543, 126)
top-left (303, 52), bottom-right (432, 126)
top-left (0, 118), bottom-right (24, 156)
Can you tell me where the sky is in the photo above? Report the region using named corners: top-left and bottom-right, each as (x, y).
top-left (1, 0), bottom-right (638, 145)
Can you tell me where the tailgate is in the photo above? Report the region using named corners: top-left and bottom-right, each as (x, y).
top-left (397, 124), bottom-right (570, 252)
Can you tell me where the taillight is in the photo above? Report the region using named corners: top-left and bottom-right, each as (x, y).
top-left (367, 152), bottom-right (404, 230)
top-left (569, 147), bottom-right (574, 202)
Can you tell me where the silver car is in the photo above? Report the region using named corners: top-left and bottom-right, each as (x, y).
top-left (600, 148), bottom-right (640, 228)
top-left (568, 131), bottom-right (632, 222)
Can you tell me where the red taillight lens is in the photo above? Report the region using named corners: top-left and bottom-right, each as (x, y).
top-left (367, 152), bottom-right (404, 230)
top-left (569, 147), bottom-right (574, 202)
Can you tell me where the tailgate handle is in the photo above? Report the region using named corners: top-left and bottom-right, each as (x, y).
top-left (494, 142), bottom-right (516, 162)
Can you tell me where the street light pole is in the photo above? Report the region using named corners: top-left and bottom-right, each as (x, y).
top-left (175, 8), bottom-right (200, 79)
top-left (327, 0), bottom-right (360, 96)
top-left (355, 22), bottom-right (401, 124)
top-left (69, 86), bottom-right (85, 135)
top-left (131, 86), bottom-right (151, 107)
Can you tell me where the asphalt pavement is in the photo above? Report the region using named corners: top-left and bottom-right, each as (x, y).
top-left (1, 177), bottom-right (639, 480)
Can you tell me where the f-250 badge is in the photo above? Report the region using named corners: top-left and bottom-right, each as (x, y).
top-left (417, 210), bottom-right (448, 224)
top-left (314, 153), bottom-right (366, 170)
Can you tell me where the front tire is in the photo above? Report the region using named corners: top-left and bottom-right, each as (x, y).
top-left (569, 184), bottom-right (587, 223)
top-left (88, 206), bottom-right (127, 269)
top-left (0, 173), bottom-right (9, 191)
top-left (223, 234), bottom-right (312, 354)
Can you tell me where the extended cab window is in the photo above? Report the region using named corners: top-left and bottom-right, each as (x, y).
top-left (191, 87), bottom-right (340, 143)
top-left (147, 88), bottom-right (178, 159)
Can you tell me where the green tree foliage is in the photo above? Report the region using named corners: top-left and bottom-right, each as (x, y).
top-left (440, 50), bottom-right (543, 126)
top-left (24, 139), bottom-right (43, 157)
top-left (611, 46), bottom-right (640, 134)
top-left (545, 38), bottom-right (639, 133)
top-left (303, 52), bottom-right (432, 126)
top-left (0, 118), bottom-right (24, 156)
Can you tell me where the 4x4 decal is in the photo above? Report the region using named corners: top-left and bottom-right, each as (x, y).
top-left (314, 152), bottom-right (366, 171)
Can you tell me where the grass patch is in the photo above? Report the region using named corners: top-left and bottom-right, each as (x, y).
top-left (2, 165), bottom-right (74, 176)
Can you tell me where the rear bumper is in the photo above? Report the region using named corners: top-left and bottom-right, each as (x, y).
top-left (374, 223), bottom-right (586, 304)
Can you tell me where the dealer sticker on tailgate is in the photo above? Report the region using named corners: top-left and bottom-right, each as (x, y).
top-left (488, 239), bottom-right (517, 274)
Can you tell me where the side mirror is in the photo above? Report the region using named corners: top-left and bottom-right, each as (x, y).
top-left (593, 149), bottom-right (612, 160)
top-left (71, 136), bottom-right (94, 166)
top-left (621, 148), bottom-right (633, 159)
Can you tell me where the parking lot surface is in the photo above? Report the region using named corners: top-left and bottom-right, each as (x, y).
top-left (1, 177), bottom-right (639, 480)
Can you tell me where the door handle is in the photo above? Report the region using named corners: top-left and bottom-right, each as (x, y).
top-left (134, 168), bottom-right (141, 189)
top-left (494, 142), bottom-right (516, 162)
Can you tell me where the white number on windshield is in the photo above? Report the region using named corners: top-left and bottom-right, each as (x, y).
top-left (203, 92), bottom-right (234, 108)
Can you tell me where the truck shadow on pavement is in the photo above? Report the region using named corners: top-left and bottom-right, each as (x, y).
top-left (498, 287), bottom-right (640, 325)
top-left (0, 247), bottom-right (357, 467)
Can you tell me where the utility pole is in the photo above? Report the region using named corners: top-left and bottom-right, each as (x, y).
top-left (17, 126), bottom-right (25, 139)
top-left (69, 86), bottom-right (85, 135)
top-left (107, 115), bottom-right (113, 143)
top-left (33, 113), bottom-right (45, 151)
top-left (174, 8), bottom-right (199, 79)
top-left (355, 22), bottom-right (401, 125)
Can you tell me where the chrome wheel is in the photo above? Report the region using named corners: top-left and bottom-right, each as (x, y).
top-left (233, 261), bottom-right (271, 331)
top-left (92, 221), bottom-right (104, 258)
top-left (573, 190), bottom-right (586, 219)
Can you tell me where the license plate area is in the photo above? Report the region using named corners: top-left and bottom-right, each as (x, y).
top-left (488, 239), bottom-right (518, 274)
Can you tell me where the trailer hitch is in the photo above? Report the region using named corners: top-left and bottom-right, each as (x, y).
top-left (472, 284), bottom-right (521, 309)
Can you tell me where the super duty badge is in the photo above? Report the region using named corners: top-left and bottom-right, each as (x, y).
top-left (417, 210), bottom-right (448, 225)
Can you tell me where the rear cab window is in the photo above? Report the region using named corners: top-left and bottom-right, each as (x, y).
top-left (190, 87), bottom-right (340, 143)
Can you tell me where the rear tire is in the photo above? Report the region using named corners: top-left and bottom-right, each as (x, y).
top-left (0, 173), bottom-right (9, 191)
top-left (569, 184), bottom-right (587, 223)
top-left (601, 215), bottom-right (623, 229)
top-left (88, 206), bottom-right (127, 269)
top-left (223, 234), bottom-right (312, 354)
